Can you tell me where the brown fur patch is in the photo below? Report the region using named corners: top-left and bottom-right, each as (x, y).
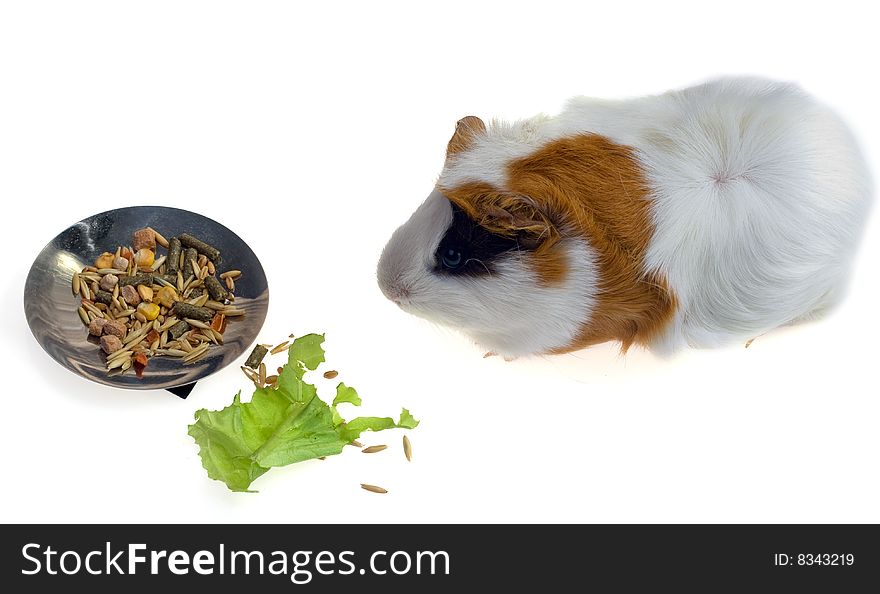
top-left (446, 116), bottom-right (486, 158)
top-left (441, 133), bottom-right (677, 353)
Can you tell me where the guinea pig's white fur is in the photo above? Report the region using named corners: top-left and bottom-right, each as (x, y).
top-left (378, 77), bottom-right (872, 357)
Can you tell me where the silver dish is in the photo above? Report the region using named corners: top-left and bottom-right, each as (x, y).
top-left (24, 206), bottom-right (269, 391)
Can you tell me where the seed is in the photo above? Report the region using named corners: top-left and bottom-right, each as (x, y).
top-left (137, 302), bottom-right (161, 321)
top-left (277, 367), bottom-right (283, 374)
top-left (135, 312), bottom-right (147, 323)
top-left (107, 356), bottom-right (130, 370)
top-left (134, 248), bottom-right (154, 269)
top-left (323, 370), bottom-right (339, 379)
top-left (120, 284), bottom-right (141, 306)
top-left (137, 285), bottom-right (153, 302)
top-left (155, 286), bottom-right (177, 307)
top-left (157, 348), bottom-right (187, 357)
top-left (107, 347), bottom-right (133, 362)
top-left (362, 445), bottom-right (387, 454)
top-left (259, 362), bottom-right (266, 385)
top-left (241, 366), bottom-right (258, 381)
top-left (182, 343), bottom-right (209, 363)
top-left (94, 252), bottom-right (115, 269)
top-left (403, 435), bottom-right (412, 462)
top-left (265, 374), bottom-right (278, 385)
top-left (82, 301), bottom-right (102, 316)
top-left (121, 359), bottom-right (133, 372)
top-left (225, 276), bottom-right (235, 291)
top-left (96, 268), bottom-right (126, 275)
top-left (351, 440), bottom-right (363, 448)
top-left (112, 283), bottom-right (119, 300)
top-left (360, 484), bottom-right (388, 494)
top-left (184, 318), bottom-right (212, 330)
top-left (149, 255), bottom-right (166, 272)
top-left (177, 337), bottom-right (193, 352)
top-left (72, 273), bottom-right (81, 295)
top-left (222, 308), bottom-right (245, 317)
top-left (191, 331), bottom-right (211, 343)
top-left (176, 271), bottom-right (184, 292)
top-left (123, 325), bottom-right (151, 346)
top-left (211, 329), bottom-right (224, 344)
top-left (220, 270), bottom-right (242, 280)
top-left (189, 258), bottom-right (200, 277)
top-left (159, 316), bottom-right (179, 331)
top-left (160, 330), bottom-right (168, 347)
top-left (270, 341), bottom-right (290, 355)
top-left (150, 228), bottom-right (169, 248)
top-left (79, 281), bottom-right (90, 300)
top-left (77, 307), bottom-right (90, 326)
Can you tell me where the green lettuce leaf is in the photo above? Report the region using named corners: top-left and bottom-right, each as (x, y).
top-left (332, 383), bottom-right (361, 407)
top-left (188, 333), bottom-right (419, 492)
top-left (288, 333), bottom-right (325, 378)
top-left (398, 408), bottom-right (420, 429)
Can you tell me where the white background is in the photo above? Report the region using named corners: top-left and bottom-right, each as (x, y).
top-left (1, 0), bottom-right (877, 523)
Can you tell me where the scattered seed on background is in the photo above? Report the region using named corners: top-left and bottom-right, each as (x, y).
top-left (360, 484), bottom-right (388, 494)
top-left (361, 445), bottom-right (387, 454)
top-left (403, 435), bottom-right (412, 462)
top-left (323, 370), bottom-right (339, 379)
top-left (270, 341), bottom-right (289, 355)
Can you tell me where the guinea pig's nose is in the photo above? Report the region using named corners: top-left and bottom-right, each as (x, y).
top-left (380, 279), bottom-right (412, 305)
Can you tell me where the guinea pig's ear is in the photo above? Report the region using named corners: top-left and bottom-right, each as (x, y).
top-left (446, 116), bottom-right (486, 157)
top-left (479, 192), bottom-right (557, 249)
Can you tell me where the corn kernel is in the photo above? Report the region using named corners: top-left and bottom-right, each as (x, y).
top-left (137, 302), bottom-right (161, 321)
top-left (156, 286), bottom-right (178, 308)
top-left (134, 248), bottom-right (154, 268)
top-left (95, 252), bottom-right (115, 269)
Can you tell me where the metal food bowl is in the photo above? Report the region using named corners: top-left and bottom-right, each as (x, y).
top-left (24, 206), bottom-right (269, 393)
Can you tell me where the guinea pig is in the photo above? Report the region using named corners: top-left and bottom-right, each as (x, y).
top-left (377, 77), bottom-right (872, 358)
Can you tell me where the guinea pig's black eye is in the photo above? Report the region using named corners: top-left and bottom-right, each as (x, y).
top-left (440, 248), bottom-right (463, 269)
